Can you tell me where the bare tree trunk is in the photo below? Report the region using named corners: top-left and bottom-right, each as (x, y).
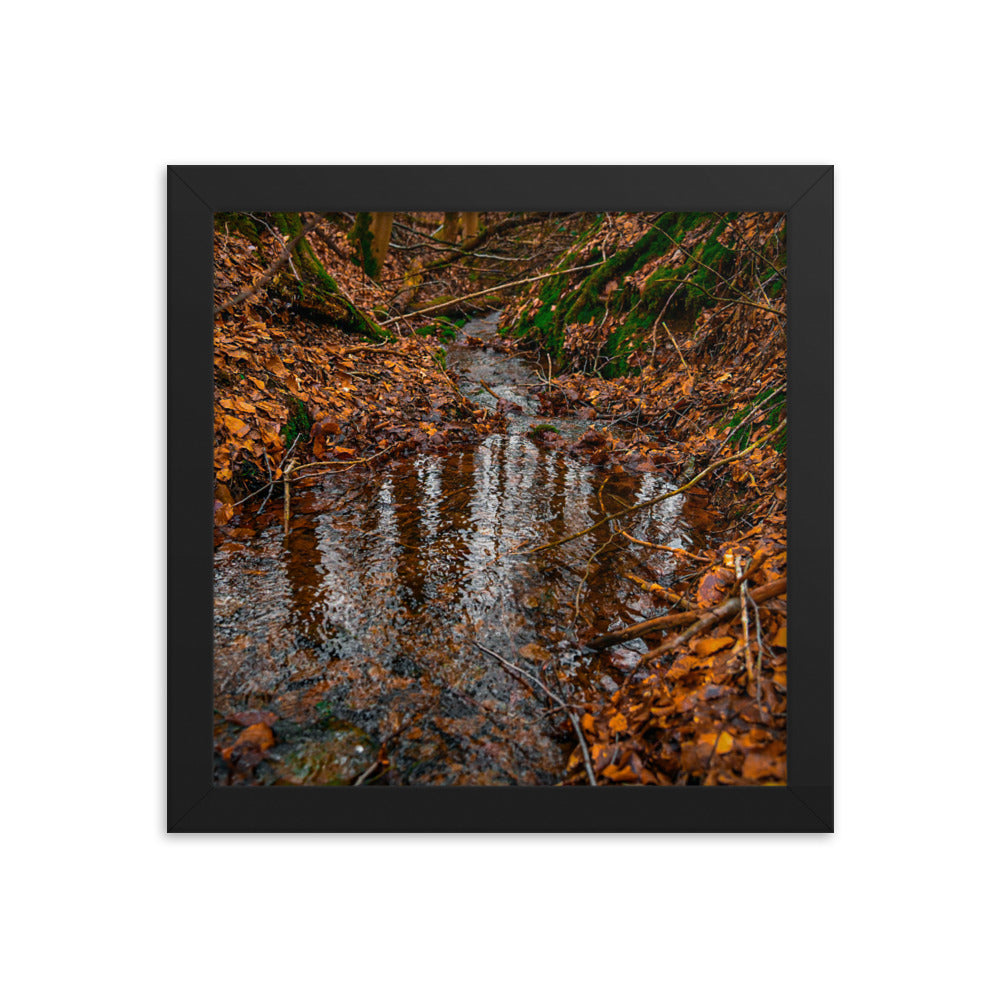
top-left (441, 212), bottom-right (460, 243)
top-left (461, 212), bottom-right (479, 240)
top-left (370, 212), bottom-right (394, 273)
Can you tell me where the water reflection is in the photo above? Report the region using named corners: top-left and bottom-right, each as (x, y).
top-left (214, 327), bottom-right (694, 785)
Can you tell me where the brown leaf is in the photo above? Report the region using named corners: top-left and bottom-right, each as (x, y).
top-left (742, 747), bottom-right (786, 782)
top-left (220, 722), bottom-right (276, 773)
top-left (265, 356), bottom-right (290, 378)
top-left (696, 566), bottom-right (735, 607)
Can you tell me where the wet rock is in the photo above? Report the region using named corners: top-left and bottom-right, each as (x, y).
top-left (267, 722), bottom-right (376, 786)
top-left (609, 649), bottom-right (639, 673)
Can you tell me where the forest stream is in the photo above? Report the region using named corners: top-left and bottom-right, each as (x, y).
top-left (214, 313), bottom-right (698, 785)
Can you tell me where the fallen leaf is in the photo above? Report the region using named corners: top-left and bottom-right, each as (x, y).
top-left (692, 636), bottom-right (735, 657)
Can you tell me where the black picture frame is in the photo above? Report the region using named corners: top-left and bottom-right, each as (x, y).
top-left (169, 165), bottom-right (833, 832)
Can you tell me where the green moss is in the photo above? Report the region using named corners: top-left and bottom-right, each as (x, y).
top-left (280, 396), bottom-right (312, 448)
top-left (508, 212), bottom-right (761, 376)
top-left (269, 213), bottom-right (387, 341)
top-left (413, 318), bottom-right (462, 344)
top-left (527, 423), bottom-right (560, 439)
top-left (721, 387), bottom-right (787, 453)
top-left (347, 212), bottom-right (377, 277)
top-left (214, 212), bottom-right (259, 240)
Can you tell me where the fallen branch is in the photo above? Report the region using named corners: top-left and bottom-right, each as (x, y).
top-left (387, 262), bottom-right (602, 323)
top-left (473, 641), bottom-right (598, 786)
top-left (283, 459), bottom-right (297, 536)
top-left (638, 577), bottom-right (787, 665)
top-left (406, 212), bottom-right (558, 274)
top-left (587, 576), bottom-right (786, 652)
top-left (215, 214), bottom-right (324, 315)
top-left (478, 380), bottom-right (504, 403)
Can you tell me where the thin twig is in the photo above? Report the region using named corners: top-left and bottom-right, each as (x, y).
top-left (736, 556), bottom-right (754, 684)
top-left (478, 380), bottom-right (504, 402)
top-left (638, 577), bottom-right (787, 666)
top-left (663, 322), bottom-right (690, 371)
top-left (245, 213), bottom-right (300, 281)
top-left (292, 443), bottom-right (397, 478)
top-left (472, 642), bottom-right (598, 786)
top-left (749, 592), bottom-right (764, 705)
top-left (215, 214), bottom-right (324, 315)
top-left (256, 448), bottom-right (275, 515)
top-left (353, 759), bottom-right (382, 786)
top-left (649, 219), bottom-right (787, 320)
top-left (617, 529), bottom-right (712, 561)
top-left (387, 262), bottom-right (602, 323)
top-left (720, 383), bottom-right (786, 451)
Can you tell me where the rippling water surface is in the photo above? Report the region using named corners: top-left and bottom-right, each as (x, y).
top-left (214, 315), bottom-right (694, 784)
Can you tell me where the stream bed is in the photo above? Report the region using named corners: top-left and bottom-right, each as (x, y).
top-left (214, 314), bottom-right (697, 785)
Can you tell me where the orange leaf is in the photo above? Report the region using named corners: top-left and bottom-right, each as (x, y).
top-left (692, 636), bottom-right (735, 657)
top-left (602, 761), bottom-right (638, 782)
top-left (608, 712), bottom-right (628, 734)
top-left (222, 415), bottom-right (250, 437)
top-left (698, 730), bottom-right (734, 754)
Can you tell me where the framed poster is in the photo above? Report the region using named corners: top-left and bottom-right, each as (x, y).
top-left (168, 165), bottom-right (832, 831)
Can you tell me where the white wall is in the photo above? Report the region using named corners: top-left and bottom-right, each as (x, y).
top-left (3, 3), bottom-right (995, 997)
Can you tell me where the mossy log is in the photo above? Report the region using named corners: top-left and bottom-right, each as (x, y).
top-left (267, 213), bottom-right (387, 340)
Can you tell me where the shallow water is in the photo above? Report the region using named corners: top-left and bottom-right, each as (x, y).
top-left (214, 314), bottom-right (695, 784)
